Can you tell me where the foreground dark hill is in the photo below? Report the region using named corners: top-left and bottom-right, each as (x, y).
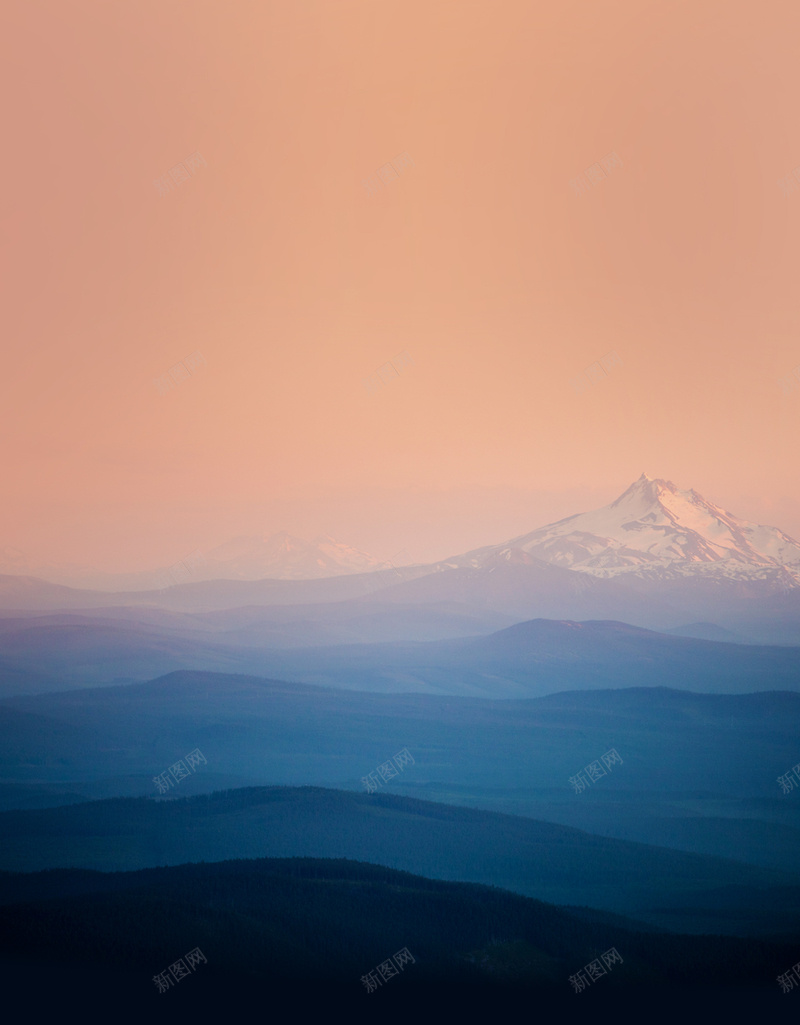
top-left (0, 856), bottom-right (795, 1020)
top-left (2, 674), bottom-right (799, 875)
top-left (2, 786), bottom-right (798, 938)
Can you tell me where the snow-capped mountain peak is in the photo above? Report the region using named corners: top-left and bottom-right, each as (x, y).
top-left (449, 475), bottom-right (800, 585)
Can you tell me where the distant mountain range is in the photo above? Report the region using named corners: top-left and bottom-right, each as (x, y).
top-left (9, 474), bottom-right (800, 590)
top-left (257, 618), bottom-right (800, 698)
top-left (0, 611), bottom-right (797, 695)
top-left (10, 532), bottom-right (392, 591)
top-left (166, 474), bottom-right (800, 588)
top-left (2, 475), bottom-right (800, 642)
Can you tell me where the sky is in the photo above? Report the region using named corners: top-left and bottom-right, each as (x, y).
top-left (2, 0), bottom-right (800, 575)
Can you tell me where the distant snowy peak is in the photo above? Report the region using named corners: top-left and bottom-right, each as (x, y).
top-left (450, 474), bottom-right (800, 585)
top-left (203, 531), bottom-right (388, 580)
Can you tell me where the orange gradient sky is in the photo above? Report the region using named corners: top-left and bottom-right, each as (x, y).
top-left (2, 0), bottom-right (800, 573)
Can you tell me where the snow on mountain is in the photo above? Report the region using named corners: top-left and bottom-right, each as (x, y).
top-left (448, 474), bottom-right (800, 586)
top-left (8, 476), bottom-right (800, 594)
top-left (202, 531), bottom-right (389, 581)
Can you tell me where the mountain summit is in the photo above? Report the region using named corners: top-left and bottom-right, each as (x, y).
top-left (451, 474), bottom-right (800, 585)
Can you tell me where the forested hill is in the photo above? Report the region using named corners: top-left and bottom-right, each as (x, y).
top-left (0, 856), bottom-right (795, 1020)
top-left (2, 786), bottom-right (799, 938)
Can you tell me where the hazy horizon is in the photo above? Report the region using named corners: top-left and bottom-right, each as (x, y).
top-left (4, 474), bottom-right (800, 580)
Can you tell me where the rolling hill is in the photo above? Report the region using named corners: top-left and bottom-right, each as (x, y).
top-left (1, 786), bottom-right (799, 938)
top-left (2, 674), bottom-right (799, 877)
top-left (1, 613), bottom-right (798, 696)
